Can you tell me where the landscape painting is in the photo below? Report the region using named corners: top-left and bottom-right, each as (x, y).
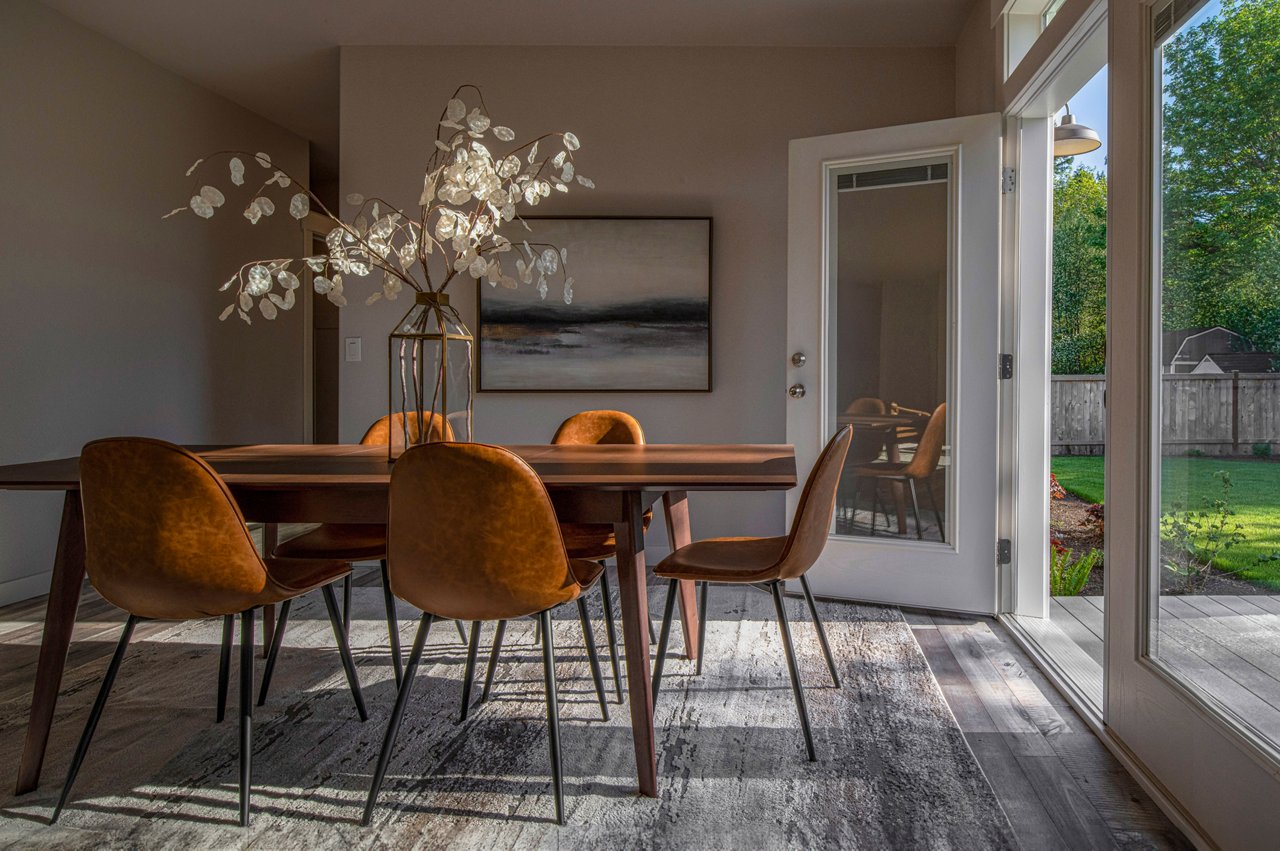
top-left (478, 217), bottom-right (712, 391)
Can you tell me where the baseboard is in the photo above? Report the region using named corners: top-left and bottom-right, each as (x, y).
top-left (999, 614), bottom-right (1216, 851)
top-left (0, 570), bottom-right (52, 608)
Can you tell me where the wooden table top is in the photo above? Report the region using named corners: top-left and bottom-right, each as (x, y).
top-left (0, 443), bottom-right (798, 492)
top-left (835, 414), bottom-right (919, 428)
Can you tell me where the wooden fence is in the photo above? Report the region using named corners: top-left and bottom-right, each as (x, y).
top-left (1051, 373), bottom-right (1280, 456)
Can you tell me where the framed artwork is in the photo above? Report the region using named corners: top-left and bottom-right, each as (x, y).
top-left (477, 216), bottom-right (712, 392)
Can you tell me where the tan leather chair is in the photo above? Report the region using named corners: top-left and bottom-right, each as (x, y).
top-left (54, 438), bottom-right (366, 827)
top-left (650, 427), bottom-right (852, 762)
top-left (548, 410), bottom-right (651, 690)
top-left (844, 396), bottom-right (888, 466)
top-left (268, 411), bottom-right (466, 693)
top-left (363, 442), bottom-right (609, 826)
top-left (853, 402), bottom-right (946, 542)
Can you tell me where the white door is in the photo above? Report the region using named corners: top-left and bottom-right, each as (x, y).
top-left (786, 114), bottom-right (1003, 614)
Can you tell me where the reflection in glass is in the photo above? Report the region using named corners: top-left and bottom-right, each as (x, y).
top-left (830, 168), bottom-right (949, 542)
top-left (1151, 0), bottom-right (1280, 748)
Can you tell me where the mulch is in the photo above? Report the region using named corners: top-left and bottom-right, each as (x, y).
top-left (1049, 492), bottom-right (1269, 596)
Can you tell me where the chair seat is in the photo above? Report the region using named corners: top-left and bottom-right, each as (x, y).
top-left (569, 558), bottom-right (605, 589)
top-left (853, 461), bottom-right (910, 478)
top-left (261, 557), bottom-right (353, 603)
top-left (272, 523), bottom-right (387, 562)
top-left (561, 511), bottom-right (653, 561)
top-left (654, 536), bottom-right (788, 583)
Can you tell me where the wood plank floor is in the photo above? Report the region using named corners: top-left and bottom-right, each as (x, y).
top-left (0, 571), bottom-right (1188, 848)
top-left (1054, 594), bottom-right (1280, 744)
top-left (904, 608), bottom-right (1191, 851)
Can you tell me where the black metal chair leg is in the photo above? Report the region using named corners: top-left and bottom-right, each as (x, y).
top-left (321, 583), bottom-right (368, 721)
top-left (799, 575), bottom-right (840, 688)
top-left (380, 560), bottom-right (403, 687)
top-left (481, 620), bottom-right (507, 703)
top-left (907, 478), bottom-right (924, 540)
top-left (867, 479), bottom-right (880, 536)
top-left (459, 620), bottom-right (482, 721)
top-left (770, 582), bottom-right (816, 762)
top-left (257, 598), bottom-right (292, 706)
top-left (239, 608), bottom-right (255, 826)
top-left (597, 570), bottom-right (623, 701)
top-left (51, 614), bottom-right (137, 824)
top-left (362, 613), bottom-right (433, 827)
top-left (696, 581), bottom-right (709, 677)
top-left (576, 597), bottom-right (610, 721)
top-left (650, 579), bottom-right (678, 704)
top-left (342, 574), bottom-right (352, 634)
top-left (455, 619), bottom-right (469, 644)
top-left (539, 609), bottom-right (565, 825)
top-left (216, 613), bottom-right (233, 722)
top-left (649, 615), bottom-right (657, 645)
top-left (924, 478), bottom-right (945, 543)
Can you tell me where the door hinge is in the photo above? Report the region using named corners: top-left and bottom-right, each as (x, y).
top-left (1001, 167), bottom-right (1016, 194)
top-left (999, 353), bottom-right (1014, 379)
top-left (997, 539), bottom-right (1012, 565)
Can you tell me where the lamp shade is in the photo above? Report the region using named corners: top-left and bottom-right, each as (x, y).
top-left (1054, 113), bottom-right (1102, 157)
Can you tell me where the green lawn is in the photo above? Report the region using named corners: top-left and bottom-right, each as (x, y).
top-left (1051, 455), bottom-right (1280, 591)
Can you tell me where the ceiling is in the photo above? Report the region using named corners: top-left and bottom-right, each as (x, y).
top-left (42, 0), bottom-right (977, 174)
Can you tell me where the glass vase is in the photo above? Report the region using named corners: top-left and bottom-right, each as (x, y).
top-left (387, 291), bottom-right (473, 458)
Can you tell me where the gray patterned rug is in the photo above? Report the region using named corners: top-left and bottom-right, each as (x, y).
top-left (1, 582), bottom-right (1015, 848)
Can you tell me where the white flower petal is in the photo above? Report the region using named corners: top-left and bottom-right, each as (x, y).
top-left (229, 157), bottom-right (245, 185)
top-left (289, 193), bottom-right (309, 219)
top-left (254, 152), bottom-right (272, 167)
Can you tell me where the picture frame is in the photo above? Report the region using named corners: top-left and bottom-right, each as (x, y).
top-left (476, 216), bottom-right (712, 392)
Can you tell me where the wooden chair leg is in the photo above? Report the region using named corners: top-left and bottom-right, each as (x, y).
top-left (51, 615), bottom-right (137, 824)
top-left (321, 584), bottom-right (368, 721)
top-left (257, 598), bottom-right (292, 706)
top-left (650, 579), bottom-right (679, 704)
top-left (539, 608), bottom-right (565, 825)
top-left (924, 478), bottom-right (945, 543)
top-left (380, 560), bottom-right (403, 687)
top-left (362, 614), bottom-right (433, 827)
top-left (459, 621), bottom-right (483, 722)
top-left (216, 614), bottom-right (233, 722)
top-left (480, 620), bottom-right (507, 703)
top-left (770, 582), bottom-right (816, 762)
top-left (576, 597), bottom-right (610, 721)
top-left (597, 571), bottom-right (623, 701)
top-left (799, 575), bottom-right (840, 688)
top-left (238, 608), bottom-right (254, 826)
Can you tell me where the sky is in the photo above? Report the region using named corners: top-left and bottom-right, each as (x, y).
top-left (1055, 0), bottom-right (1223, 175)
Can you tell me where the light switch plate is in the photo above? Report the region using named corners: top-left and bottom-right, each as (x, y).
top-left (344, 337), bottom-right (362, 363)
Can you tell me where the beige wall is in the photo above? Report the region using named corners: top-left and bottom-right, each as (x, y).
top-left (836, 183), bottom-right (949, 415)
top-left (0, 0), bottom-right (309, 603)
top-left (339, 45), bottom-right (956, 545)
top-left (955, 0), bottom-right (1002, 115)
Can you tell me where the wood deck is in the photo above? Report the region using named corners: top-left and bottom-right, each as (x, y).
top-left (1052, 594), bottom-right (1280, 744)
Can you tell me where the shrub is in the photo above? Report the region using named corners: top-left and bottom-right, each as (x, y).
top-left (1159, 469), bottom-right (1246, 592)
top-left (1050, 473), bottom-right (1067, 499)
top-left (1252, 442), bottom-right (1272, 458)
top-left (1050, 546), bottom-right (1101, 596)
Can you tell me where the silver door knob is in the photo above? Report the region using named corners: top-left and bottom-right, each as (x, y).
top-left (788, 384), bottom-right (806, 399)
top-left (791, 352), bottom-right (807, 367)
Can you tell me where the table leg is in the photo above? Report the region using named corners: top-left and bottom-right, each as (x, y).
top-left (260, 525), bottom-right (278, 658)
top-left (886, 442), bottom-right (907, 534)
top-left (614, 490), bottom-right (657, 798)
top-left (662, 491), bottom-right (700, 662)
top-left (16, 490), bottom-right (87, 795)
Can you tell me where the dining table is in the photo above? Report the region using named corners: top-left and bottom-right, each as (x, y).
top-left (835, 412), bottom-right (919, 533)
top-left (0, 441), bottom-right (798, 799)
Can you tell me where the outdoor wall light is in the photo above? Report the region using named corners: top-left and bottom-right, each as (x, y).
top-left (1054, 104), bottom-right (1102, 157)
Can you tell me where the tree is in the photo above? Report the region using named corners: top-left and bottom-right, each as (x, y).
top-left (1053, 159), bottom-right (1108, 374)
top-left (1161, 0), bottom-right (1280, 357)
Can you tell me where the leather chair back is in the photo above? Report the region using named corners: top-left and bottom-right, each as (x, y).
top-left (552, 410), bottom-right (644, 446)
top-left (79, 438), bottom-right (268, 620)
top-left (902, 403), bottom-right (946, 479)
top-left (844, 397), bottom-right (886, 465)
top-left (361, 411), bottom-right (454, 448)
top-left (776, 426), bottom-right (853, 580)
top-left (387, 442), bottom-right (581, 621)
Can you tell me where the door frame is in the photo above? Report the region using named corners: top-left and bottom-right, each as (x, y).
top-left (1104, 0), bottom-right (1280, 845)
top-left (786, 113), bottom-right (1003, 615)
